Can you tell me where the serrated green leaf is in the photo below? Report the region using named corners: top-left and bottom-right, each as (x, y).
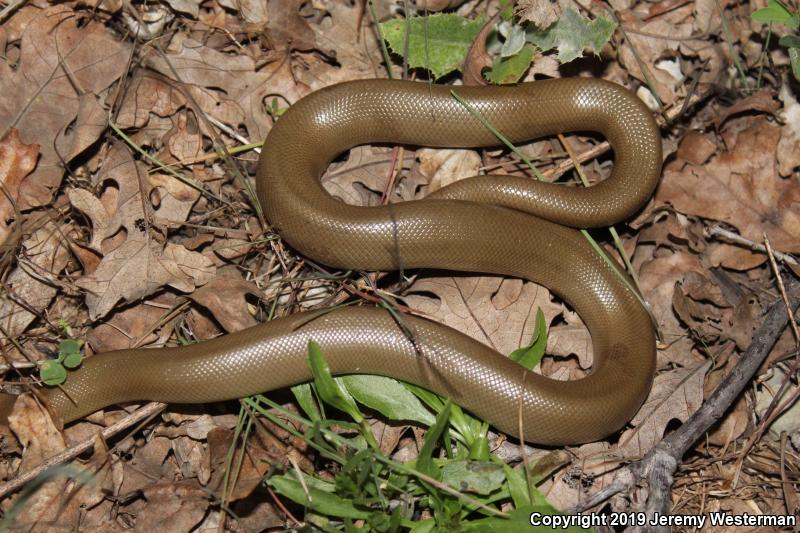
top-left (380, 14), bottom-right (485, 79)
top-left (61, 353), bottom-right (83, 369)
top-left (510, 307), bottom-right (547, 368)
top-left (268, 474), bottom-right (370, 519)
top-left (528, 8), bottom-right (616, 63)
top-left (441, 460), bottom-right (504, 495)
top-left (307, 340), bottom-right (364, 423)
top-left (488, 45), bottom-right (535, 84)
top-left (340, 375), bottom-right (436, 426)
top-left (40, 360), bottom-right (67, 386)
top-left (752, 0), bottom-right (799, 28)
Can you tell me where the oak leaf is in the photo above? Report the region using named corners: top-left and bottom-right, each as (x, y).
top-left (0, 129), bottom-right (38, 245)
top-left (0, 5), bottom-right (129, 209)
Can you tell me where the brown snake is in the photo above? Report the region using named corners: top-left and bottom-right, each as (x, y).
top-left (0, 78), bottom-right (661, 445)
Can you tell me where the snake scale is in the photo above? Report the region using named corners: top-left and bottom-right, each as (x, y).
top-left (0, 78), bottom-right (661, 445)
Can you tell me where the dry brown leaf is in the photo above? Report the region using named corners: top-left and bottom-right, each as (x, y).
top-left (675, 131), bottom-right (717, 166)
top-left (87, 294), bottom-right (180, 351)
top-left (714, 89), bottom-right (780, 129)
top-left (4, 394), bottom-right (67, 523)
top-left (145, 36), bottom-right (302, 143)
top-left (206, 427), bottom-right (268, 502)
top-left (217, 0), bottom-right (267, 24)
top-left (419, 148), bottom-right (481, 193)
top-left (0, 221), bottom-right (71, 341)
top-left (265, 0), bottom-right (317, 52)
top-left (76, 237), bottom-right (214, 320)
top-left (462, 13), bottom-right (500, 86)
top-left (516, 0), bottom-right (564, 29)
top-left (136, 483), bottom-right (209, 532)
top-left (0, 129), bottom-right (38, 245)
top-left (656, 119), bottom-right (800, 267)
top-left (309, 0), bottom-right (386, 85)
top-left (189, 268), bottom-right (262, 332)
top-left (616, 360), bottom-right (711, 457)
top-left (0, 5), bottom-right (130, 209)
top-left (637, 251), bottom-right (707, 368)
top-left (322, 146), bottom-right (414, 205)
top-left (404, 276), bottom-right (563, 356)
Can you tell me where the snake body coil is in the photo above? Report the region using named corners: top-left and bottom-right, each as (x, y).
top-left (0, 79), bottom-right (661, 445)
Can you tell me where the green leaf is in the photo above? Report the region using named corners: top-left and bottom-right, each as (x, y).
top-left (463, 505), bottom-right (592, 532)
top-left (409, 518), bottom-right (436, 533)
top-left (509, 307), bottom-right (548, 369)
top-left (502, 464), bottom-right (531, 508)
top-left (752, 0), bottom-right (799, 28)
top-left (307, 340), bottom-right (364, 423)
top-left (291, 383), bottom-right (321, 422)
top-left (440, 460), bottom-right (505, 495)
top-left (528, 8), bottom-right (616, 63)
top-left (417, 401), bottom-right (452, 480)
top-left (789, 47), bottom-right (800, 82)
top-left (61, 352), bottom-right (83, 369)
top-left (341, 375), bottom-right (436, 426)
top-left (58, 339), bottom-right (82, 356)
top-left (488, 45), bottom-right (535, 84)
top-left (268, 474), bottom-right (370, 519)
top-left (40, 360), bottom-right (67, 386)
top-left (467, 435), bottom-right (490, 461)
top-left (779, 35), bottom-right (800, 47)
top-left (380, 14), bottom-right (486, 79)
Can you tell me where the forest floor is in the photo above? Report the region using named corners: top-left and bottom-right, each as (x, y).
top-left (0, 0), bottom-right (798, 531)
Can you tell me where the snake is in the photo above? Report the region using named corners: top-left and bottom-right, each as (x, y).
top-left (0, 78), bottom-right (661, 445)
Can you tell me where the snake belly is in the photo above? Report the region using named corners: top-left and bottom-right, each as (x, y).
top-left (0, 78), bottom-right (661, 445)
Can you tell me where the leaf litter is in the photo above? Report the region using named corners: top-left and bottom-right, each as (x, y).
top-left (0, 0), bottom-right (798, 529)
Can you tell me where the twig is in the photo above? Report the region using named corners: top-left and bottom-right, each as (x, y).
top-left (705, 225), bottom-right (798, 266)
top-left (0, 402), bottom-right (166, 499)
top-left (0, 0), bottom-right (26, 23)
top-left (571, 275), bottom-right (800, 532)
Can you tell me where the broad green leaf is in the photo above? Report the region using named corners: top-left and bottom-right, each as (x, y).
top-left (307, 340), bottom-right (364, 423)
top-left (61, 353), bottom-right (83, 369)
top-left (291, 383), bottom-right (321, 422)
top-left (58, 339), bottom-right (82, 356)
top-left (510, 307), bottom-right (548, 368)
top-left (341, 375), bottom-right (436, 426)
top-left (40, 360), bottom-right (66, 386)
top-left (409, 518), bottom-right (436, 533)
top-left (488, 45), bottom-right (535, 84)
top-left (528, 8), bottom-right (616, 63)
top-left (441, 460), bottom-right (505, 495)
top-left (268, 474), bottom-right (370, 519)
top-left (381, 14), bottom-right (486, 79)
top-left (752, 0), bottom-right (799, 28)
